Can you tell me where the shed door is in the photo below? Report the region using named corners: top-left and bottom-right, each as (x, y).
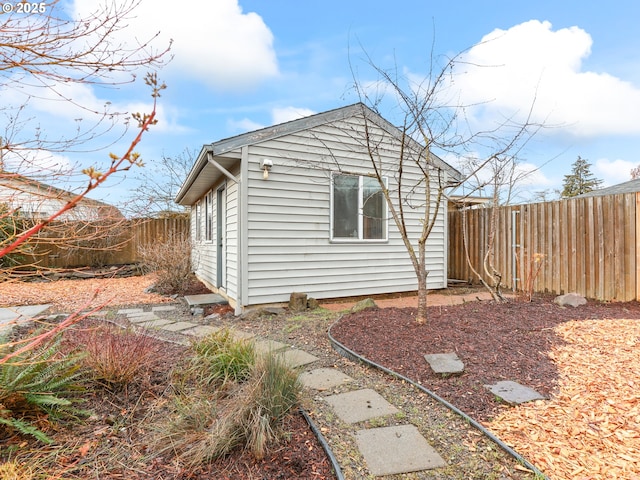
top-left (216, 185), bottom-right (226, 289)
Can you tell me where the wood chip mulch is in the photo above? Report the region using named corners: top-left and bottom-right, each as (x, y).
top-left (0, 274), bottom-right (173, 312)
top-left (331, 297), bottom-right (640, 480)
top-left (486, 318), bottom-right (640, 480)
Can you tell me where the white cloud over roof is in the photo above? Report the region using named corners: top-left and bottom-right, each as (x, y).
top-left (70, 0), bottom-right (279, 91)
top-left (451, 20), bottom-right (640, 137)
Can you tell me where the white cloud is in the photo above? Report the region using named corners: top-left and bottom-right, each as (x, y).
top-left (271, 107), bottom-right (315, 124)
top-left (228, 117), bottom-right (265, 132)
top-left (70, 0), bottom-right (278, 91)
top-left (593, 158), bottom-right (636, 186)
top-left (227, 106), bottom-right (316, 134)
top-left (2, 149), bottom-right (74, 176)
top-left (449, 20), bottom-right (640, 137)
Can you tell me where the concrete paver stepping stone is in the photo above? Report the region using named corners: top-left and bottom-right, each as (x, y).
top-left (182, 325), bottom-right (223, 337)
top-left (230, 330), bottom-right (256, 341)
top-left (299, 368), bottom-right (354, 391)
top-left (324, 388), bottom-right (399, 424)
top-left (424, 352), bottom-right (465, 374)
top-left (254, 339), bottom-right (289, 354)
top-left (151, 305), bottom-right (177, 312)
top-left (355, 424), bottom-right (446, 476)
top-left (127, 313), bottom-right (161, 323)
top-left (161, 321), bottom-right (198, 332)
top-left (135, 318), bottom-right (174, 329)
top-left (278, 349), bottom-right (319, 368)
top-left (184, 293), bottom-right (227, 307)
top-left (117, 308), bottom-right (144, 315)
top-left (0, 305), bottom-right (52, 335)
top-left (484, 380), bottom-right (545, 404)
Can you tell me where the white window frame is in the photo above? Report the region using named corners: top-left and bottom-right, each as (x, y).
top-left (204, 191), bottom-right (214, 242)
top-left (194, 200), bottom-right (202, 242)
top-left (330, 172), bottom-right (388, 242)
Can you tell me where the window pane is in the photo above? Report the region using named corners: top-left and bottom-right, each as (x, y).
top-left (363, 177), bottom-right (386, 239)
top-left (333, 175), bottom-right (359, 238)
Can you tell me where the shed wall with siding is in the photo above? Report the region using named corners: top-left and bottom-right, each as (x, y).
top-left (242, 116), bottom-right (448, 306)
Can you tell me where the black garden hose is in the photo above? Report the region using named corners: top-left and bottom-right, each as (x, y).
top-left (327, 319), bottom-right (549, 480)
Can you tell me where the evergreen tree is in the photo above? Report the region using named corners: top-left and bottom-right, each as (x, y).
top-left (561, 156), bottom-right (603, 197)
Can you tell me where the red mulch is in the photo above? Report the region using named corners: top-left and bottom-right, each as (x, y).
top-left (330, 295), bottom-right (640, 422)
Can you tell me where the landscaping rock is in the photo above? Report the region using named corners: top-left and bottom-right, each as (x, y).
top-left (307, 297), bottom-right (320, 310)
top-left (350, 298), bottom-right (378, 313)
top-left (554, 292), bottom-right (587, 308)
top-left (289, 292), bottom-right (308, 312)
top-left (263, 307), bottom-right (286, 316)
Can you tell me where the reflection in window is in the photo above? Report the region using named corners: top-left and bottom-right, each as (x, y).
top-left (332, 173), bottom-right (387, 240)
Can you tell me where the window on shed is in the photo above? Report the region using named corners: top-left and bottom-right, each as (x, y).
top-left (205, 192), bottom-right (213, 241)
top-left (195, 200), bottom-right (202, 241)
top-left (331, 173), bottom-right (387, 241)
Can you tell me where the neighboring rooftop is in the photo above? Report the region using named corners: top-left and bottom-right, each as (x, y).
top-left (576, 177), bottom-right (640, 198)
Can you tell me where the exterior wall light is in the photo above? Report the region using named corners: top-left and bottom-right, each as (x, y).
top-left (260, 159), bottom-right (273, 179)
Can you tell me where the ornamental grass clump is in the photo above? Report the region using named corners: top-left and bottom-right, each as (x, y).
top-left (190, 329), bottom-right (256, 386)
top-left (0, 335), bottom-right (87, 444)
top-left (157, 332), bottom-right (302, 466)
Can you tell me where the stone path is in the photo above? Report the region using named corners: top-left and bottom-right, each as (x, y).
top-left (3, 296), bottom-right (544, 478)
top-left (113, 298), bottom-right (448, 477)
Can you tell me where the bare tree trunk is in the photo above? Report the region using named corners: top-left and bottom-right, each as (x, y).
top-left (416, 269), bottom-right (429, 324)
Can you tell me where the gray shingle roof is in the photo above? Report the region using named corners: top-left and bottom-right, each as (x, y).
top-left (577, 178), bottom-right (640, 197)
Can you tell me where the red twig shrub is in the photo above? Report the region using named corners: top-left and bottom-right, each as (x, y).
top-left (71, 325), bottom-right (160, 389)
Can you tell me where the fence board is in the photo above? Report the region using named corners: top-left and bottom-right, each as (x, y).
top-left (448, 194), bottom-right (638, 302)
top-left (23, 217), bottom-right (189, 269)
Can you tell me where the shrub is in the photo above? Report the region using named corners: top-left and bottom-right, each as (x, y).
top-left (137, 231), bottom-right (195, 295)
top-left (0, 335), bottom-right (87, 444)
top-left (190, 329), bottom-right (255, 386)
top-left (71, 325), bottom-right (161, 389)
top-left (178, 352), bottom-right (301, 464)
top-left (158, 335), bottom-right (301, 466)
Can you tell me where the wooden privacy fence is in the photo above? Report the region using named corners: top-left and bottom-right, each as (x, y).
top-left (25, 216), bottom-right (190, 269)
top-left (448, 193), bottom-right (639, 302)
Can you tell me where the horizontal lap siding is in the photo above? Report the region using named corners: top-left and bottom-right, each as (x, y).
top-left (245, 117), bottom-right (447, 305)
top-left (225, 180), bottom-right (239, 300)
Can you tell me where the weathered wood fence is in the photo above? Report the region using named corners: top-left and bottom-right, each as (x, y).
top-left (448, 193), bottom-right (639, 301)
top-left (25, 217), bottom-right (190, 269)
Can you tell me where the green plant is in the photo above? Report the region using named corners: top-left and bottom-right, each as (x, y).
top-left (178, 352), bottom-right (301, 464)
top-left (71, 325), bottom-right (160, 389)
top-left (190, 329), bottom-right (255, 386)
top-left (0, 335), bottom-right (87, 444)
top-left (137, 230), bottom-right (195, 294)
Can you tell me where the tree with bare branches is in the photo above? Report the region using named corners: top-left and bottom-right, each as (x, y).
top-left (347, 50), bottom-right (542, 321)
top-left (0, 1), bottom-right (170, 274)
